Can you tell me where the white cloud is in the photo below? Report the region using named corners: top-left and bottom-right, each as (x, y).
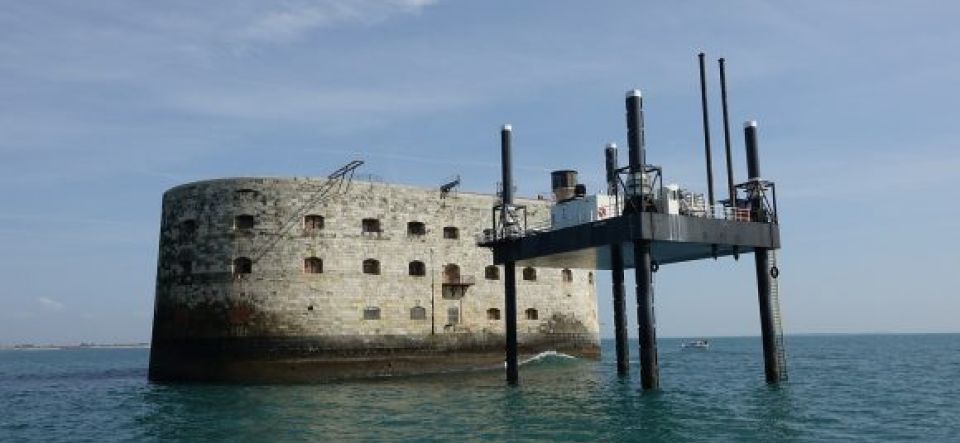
top-left (37, 297), bottom-right (64, 310)
top-left (242, 0), bottom-right (438, 43)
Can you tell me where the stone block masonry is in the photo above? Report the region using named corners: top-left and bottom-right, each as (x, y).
top-left (149, 177), bottom-right (600, 382)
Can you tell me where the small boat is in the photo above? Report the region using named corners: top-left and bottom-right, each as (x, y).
top-left (681, 339), bottom-right (710, 350)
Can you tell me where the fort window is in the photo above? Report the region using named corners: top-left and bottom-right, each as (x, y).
top-left (304, 215), bottom-right (325, 231)
top-left (522, 267), bottom-right (537, 281)
top-left (234, 214), bottom-right (255, 230)
top-left (525, 308), bottom-right (539, 320)
top-left (447, 307), bottom-right (460, 325)
top-left (561, 268), bottom-right (573, 283)
top-left (363, 307), bottom-right (381, 320)
top-left (484, 265), bottom-right (500, 280)
top-left (588, 272), bottom-right (594, 284)
top-left (304, 257), bottom-right (323, 274)
top-left (362, 218), bottom-right (381, 234)
top-left (407, 221), bottom-right (426, 236)
top-left (233, 257), bottom-right (252, 276)
top-left (179, 219), bottom-right (196, 242)
top-left (487, 308), bottom-right (501, 320)
top-left (408, 260), bottom-right (426, 277)
top-left (363, 259), bottom-right (381, 275)
top-left (443, 263), bottom-right (461, 284)
top-left (410, 306), bottom-right (427, 320)
top-left (443, 226), bottom-right (459, 239)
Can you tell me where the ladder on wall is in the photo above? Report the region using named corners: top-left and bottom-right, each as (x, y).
top-left (768, 250), bottom-right (788, 381)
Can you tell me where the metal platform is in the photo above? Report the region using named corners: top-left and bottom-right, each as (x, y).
top-left (481, 212), bottom-right (779, 269)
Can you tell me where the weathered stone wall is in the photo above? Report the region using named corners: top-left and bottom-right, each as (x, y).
top-left (150, 177), bottom-right (599, 381)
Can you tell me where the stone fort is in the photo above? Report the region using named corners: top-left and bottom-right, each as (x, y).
top-left (149, 176), bottom-right (600, 381)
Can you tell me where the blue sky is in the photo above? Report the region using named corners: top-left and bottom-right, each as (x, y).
top-left (1, 1), bottom-right (957, 344)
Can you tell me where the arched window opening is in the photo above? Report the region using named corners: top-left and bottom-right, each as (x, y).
top-left (304, 215), bottom-right (325, 231)
top-left (363, 307), bottom-right (381, 320)
top-left (408, 260), bottom-right (426, 277)
top-left (362, 218), bottom-right (381, 234)
top-left (443, 263), bottom-right (461, 284)
top-left (525, 308), bottom-right (539, 320)
top-left (484, 265), bottom-right (500, 280)
top-left (363, 259), bottom-right (381, 275)
top-left (233, 257), bottom-right (252, 276)
top-left (304, 257), bottom-right (323, 274)
top-left (234, 215), bottom-right (255, 230)
top-left (561, 268), bottom-right (573, 283)
top-left (487, 308), bottom-right (501, 320)
top-left (443, 226), bottom-right (459, 239)
top-left (522, 267), bottom-right (537, 281)
top-left (410, 306), bottom-right (427, 320)
top-left (407, 221), bottom-right (426, 236)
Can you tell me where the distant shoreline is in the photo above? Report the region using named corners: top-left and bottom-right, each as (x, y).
top-left (0, 343), bottom-right (150, 351)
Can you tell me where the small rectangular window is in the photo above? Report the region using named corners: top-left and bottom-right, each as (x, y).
top-left (363, 307), bottom-right (381, 320)
top-left (443, 226), bottom-right (459, 239)
top-left (447, 307), bottom-right (459, 325)
top-left (362, 218), bottom-right (381, 234)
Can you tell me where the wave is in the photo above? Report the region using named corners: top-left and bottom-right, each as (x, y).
top-left (515, 350), bottom-right (579, 367)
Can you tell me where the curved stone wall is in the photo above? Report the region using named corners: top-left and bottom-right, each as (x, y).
top-left (149, 177), bottom-right (599, 381)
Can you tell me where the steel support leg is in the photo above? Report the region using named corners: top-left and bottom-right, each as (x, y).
top-left (634, 240), bottom-right (659, 390)
top-left (754, 248), bottom-right (781, 383)
top-left (611, 243), bottom-right (629, 375)
top-left (504, 261), bottom-right (519, 385)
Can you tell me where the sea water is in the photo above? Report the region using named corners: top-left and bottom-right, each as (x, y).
top-left (1, 334), bottom-right (958, 442)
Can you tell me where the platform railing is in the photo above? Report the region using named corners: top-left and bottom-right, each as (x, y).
top-left (478, 202), bottom-right (762, 244)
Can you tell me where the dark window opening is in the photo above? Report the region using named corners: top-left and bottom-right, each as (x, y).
top-left (522, 267), bottom-right (537, 281)
top-left (443, 263), bottom-right (461, 284)
top-left (179, 260), bottom-right (192, 276)
top-left (363, 259), bottom-right (381, 275)
top-left (234, 215), bottom-right (255, 230)
top-left (179, 219), bottom-right (197, 242)
top-left (410, 306), bottom-right (427, 320)
top-left (588, 272), bottom-right (594, 284)
top-left (304, 215), bottom-right (325, 231)
top-left (443, 226), bottom-right (459, 239)
top-left (525, 308), bottom-right (539, 320)
top-left (484, 265), bottom-right (500, 280)
top-left (447, 307), bottom-right (460, 325)
top-left (233, 257), bottom-right (252, 276)
top-left (407, 221), bottom-right (426, 236)
top-left (362, 218), bottom-right (381, 234)
top-left (304, 257), bottom-right (323, 274)
top-left (408, 260), bottom-right (426, 276)
top-left (363, 307), bottom-right (381, 320)
top-left (561, 268), bottom-right (573, 283)
top-left (487, 308), bottom-right (501, 320)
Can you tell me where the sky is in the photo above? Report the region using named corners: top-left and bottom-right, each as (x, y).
top-left (1, 1), bottom-right (958, 344)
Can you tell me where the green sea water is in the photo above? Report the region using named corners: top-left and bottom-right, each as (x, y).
top-left (1, 334), bottom-right (958, 442)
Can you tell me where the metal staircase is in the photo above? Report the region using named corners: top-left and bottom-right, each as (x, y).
top-left (768, 250), bottom-right (788, 381)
